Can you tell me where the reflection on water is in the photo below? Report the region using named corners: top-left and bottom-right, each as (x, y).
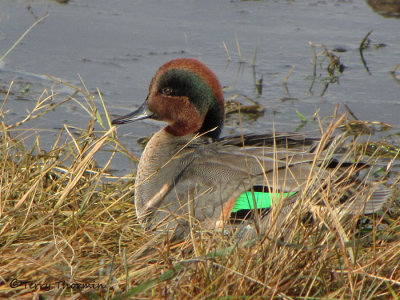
top-left (367, 0), bottom-right (400, 18)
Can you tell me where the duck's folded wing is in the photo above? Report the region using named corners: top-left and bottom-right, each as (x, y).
top-left (168, 143), bottom-right (326, 224)
top-left (177, 142), bottom-right (391, 222)
top-left (217, 132), bottom-right (326, 152)
top-left (183, 143), bottom-right (324, 192)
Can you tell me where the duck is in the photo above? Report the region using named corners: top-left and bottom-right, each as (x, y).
top-left (112, 58), bottom-right (391, 238)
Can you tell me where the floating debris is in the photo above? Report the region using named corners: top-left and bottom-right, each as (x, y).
top-left (339, 119), bottom-right (393, 135)
top-left (224, 94), bottom-right (264, 116)
top-left (367, 0), bottom-right (400, 18)
top-left (356, 141), bottom-right (400, 159)
top-left (137, 136), bottom-right (151, 146)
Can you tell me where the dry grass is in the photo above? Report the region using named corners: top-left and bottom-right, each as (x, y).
top-left (0, 79), bottom-right (399, 300)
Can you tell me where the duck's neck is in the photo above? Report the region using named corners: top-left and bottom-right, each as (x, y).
top-left (134, 128), bottom-right (196, 217)
top-left (140, 129), bottom-right (195, 168)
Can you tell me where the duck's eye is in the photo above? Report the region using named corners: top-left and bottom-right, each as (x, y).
top-left (160, 87), bottom-right (174, 96)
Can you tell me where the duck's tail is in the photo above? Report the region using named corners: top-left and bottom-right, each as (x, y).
top-left (344, 183), bottom-right (392, 214)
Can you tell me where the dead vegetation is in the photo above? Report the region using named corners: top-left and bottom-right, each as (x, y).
top-left (0, 77), bottom-right (399, 299)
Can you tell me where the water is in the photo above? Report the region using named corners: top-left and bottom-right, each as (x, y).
top-left (0, 0), bottom-right (399, 174)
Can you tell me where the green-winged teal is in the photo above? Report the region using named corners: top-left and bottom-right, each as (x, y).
top-left (112, 58), bottom-right (391, 237)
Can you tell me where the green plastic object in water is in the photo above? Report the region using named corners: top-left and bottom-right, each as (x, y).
top-left (232, 191), bottom-right (295, 213)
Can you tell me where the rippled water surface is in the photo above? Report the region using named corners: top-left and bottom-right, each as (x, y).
top-left (0, 0), bottom-right (399, 174)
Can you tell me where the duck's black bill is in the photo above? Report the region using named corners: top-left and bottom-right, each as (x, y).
top-left (111, 99), bottom-right (154, 125)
